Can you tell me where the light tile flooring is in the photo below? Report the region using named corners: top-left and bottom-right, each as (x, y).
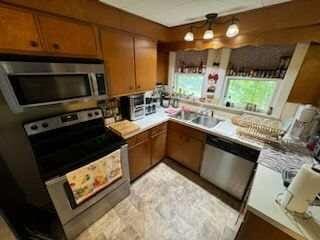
top-left (76, 160), bottom-right (241, 240)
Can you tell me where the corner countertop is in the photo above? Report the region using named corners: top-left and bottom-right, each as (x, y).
top-left (247, 164), bottom-right (320, 240)
top-left (124, 107), bottom-right (263, 150)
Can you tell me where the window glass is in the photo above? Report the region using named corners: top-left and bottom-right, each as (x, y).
top-left (174, 73), bottom-right (204, 98)
top-left (225, 77), bottom-right (278, 112)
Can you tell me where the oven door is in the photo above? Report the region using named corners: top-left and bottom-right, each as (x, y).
top-left (45, 145), bottom-right (129, 225)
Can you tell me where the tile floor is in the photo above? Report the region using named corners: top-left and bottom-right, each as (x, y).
top-left (76, 160), bottom-right (241, 240)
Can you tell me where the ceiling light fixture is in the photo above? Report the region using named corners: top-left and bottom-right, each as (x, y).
top-left (184, 26), bottom-right (194, 42)
top-left (183, 13), bottom-right (240, 42)
top-left (226, 18), bottom-right (240, 38)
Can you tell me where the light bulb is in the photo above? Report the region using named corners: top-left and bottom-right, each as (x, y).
top-left (184, 31), bottom-right (194, 42)
top-left (226, 23), bottom-right (239, 38)
top-left (203, 29), bottom-right (214, 40)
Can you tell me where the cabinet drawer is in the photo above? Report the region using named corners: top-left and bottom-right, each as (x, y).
top-left (168, 121), bottom-right (205, 142)
top-left (151, 122), bottom-right (167, 136)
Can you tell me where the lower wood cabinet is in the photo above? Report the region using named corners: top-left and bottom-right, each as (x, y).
top-left (128, 137), bottom-right (151, 181)
top-left (236, 211), bottom-right (295, 240)
top-left (167, 121), bottom-right (205, 173)
top-left (127, 123), bottom-right (167, 181)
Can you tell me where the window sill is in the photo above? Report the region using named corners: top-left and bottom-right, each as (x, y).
top-left (178, 97), bottom-right (280, 120)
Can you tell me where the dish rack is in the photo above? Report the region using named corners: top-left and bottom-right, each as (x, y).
top-left (232, 114), bottom-right (285, 144)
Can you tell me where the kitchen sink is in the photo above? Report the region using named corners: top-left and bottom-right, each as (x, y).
top-left (191, 116), bottom-right (221, 128)
top-left (173, 111), bottom-right (199, 121)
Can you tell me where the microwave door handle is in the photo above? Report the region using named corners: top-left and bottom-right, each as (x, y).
top-left (89, 73), bottom-right (98, 96)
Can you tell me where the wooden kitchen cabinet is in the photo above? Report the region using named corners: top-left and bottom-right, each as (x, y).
top-left (128, 131), bottom-right (152, 181)
top-left (0, 6), bottom-right (43, 53)
top-left (134, 36), bottom-right (157, 91)
top-left (236, 211), bottom-right (295, 240)
top-left (167, 121), bottom-right (205, 173)
top-left (100, 29), bottom-right (136, 97)
top-left (151, 123), bottom-right (167, 165)
top-left (38, 15), bottom-right (98, 57)
top-left (157, 51), bottom-right (169, 85)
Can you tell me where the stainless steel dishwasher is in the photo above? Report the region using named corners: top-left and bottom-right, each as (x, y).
top-left (200, 135), bottom-right (260, 200)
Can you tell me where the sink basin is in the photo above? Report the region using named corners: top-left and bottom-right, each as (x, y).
top-left (191, 116), bottom-right (221, 128)
top-left (173, 111), bottom-right (199, 121)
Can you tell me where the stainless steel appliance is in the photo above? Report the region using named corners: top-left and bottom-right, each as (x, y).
top-left (120, 94), bottom-right (145, 120)
top-left (201, 135), bottom-right (260, 200)
top-left (0, 61), bottom-right (107, 113)
top-left (145, 97), bottom-right (157, 115)
top-left (24, 108), bottom-right (130, 239)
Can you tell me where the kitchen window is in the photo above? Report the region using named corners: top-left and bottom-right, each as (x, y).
top-left (174, 73), bottom-right (204, 98)
top-left (224, 76), bottom-right (280, 112)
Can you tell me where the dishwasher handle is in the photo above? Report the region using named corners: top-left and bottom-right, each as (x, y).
top-left (206, 135), bottom-right (260, 162)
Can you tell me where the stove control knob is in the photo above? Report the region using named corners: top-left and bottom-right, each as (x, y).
top-left (30, 125), bottom-right (38, 130)
top-left (94, 111), bottom-right (99, 116)
top-left (88, 113), bottom-right (93, 117)
top-left (42, 122), bottom-right (49, 128)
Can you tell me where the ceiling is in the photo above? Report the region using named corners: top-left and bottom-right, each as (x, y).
top-left (99, 0), bottom-right (291, 27)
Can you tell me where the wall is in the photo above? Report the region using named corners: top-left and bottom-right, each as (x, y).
top-left (0, 92), bottom-right (98, 207)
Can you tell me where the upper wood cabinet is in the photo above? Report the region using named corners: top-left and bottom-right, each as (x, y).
top-left (134, 37), bottom-right (157, 91)
top-left (38, 15), bottom-right (98, 57)
top-left (0, 6), bottom-right (43, 52)
top-left (157, 51), bottom-right (169, 85)
top-left (100, 29), bottom-right (136, 96)
top-left (288, 43), bottom-right (320, 105)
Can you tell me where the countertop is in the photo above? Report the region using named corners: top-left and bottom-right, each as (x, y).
top-left (248, 164), bottom-right (320, 240)
top-left (123, 107), bottom-right (263, 150)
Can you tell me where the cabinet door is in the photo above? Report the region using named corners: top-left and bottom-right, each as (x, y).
top-left (101, 29), bottom-right (136, 96)
top-left (128, 139), bottom-right (151, 181)
top-left (38, 15), bottom-right (97, 57)
top-left (157, 51), bottom-right (169, 84)
top-left (151, 132), bottom-right (167, 165)
top-left (0, 6), bottom-right (43, 52)
top-left (167, 123), bottom-right (204, 173)
top-left (134, 37), bottom-right (157, 91)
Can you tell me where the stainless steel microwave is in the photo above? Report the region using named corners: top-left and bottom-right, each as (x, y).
top-left (0, 61), bottom-right (107, 113)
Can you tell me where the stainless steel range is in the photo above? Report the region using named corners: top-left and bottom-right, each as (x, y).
top-left (24, 108), bottom-right (130, 239)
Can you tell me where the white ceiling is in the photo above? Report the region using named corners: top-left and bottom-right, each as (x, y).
top-left (99, 0), bottom-right (291, 27)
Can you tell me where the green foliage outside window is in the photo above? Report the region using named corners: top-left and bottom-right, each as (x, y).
top-left (226, 78), bottom-right (277, 112)
top-left (174, 73), bottom-right (204, 98)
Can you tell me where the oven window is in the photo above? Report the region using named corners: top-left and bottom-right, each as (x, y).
top-left (9, 74), bottom-right (91, 105)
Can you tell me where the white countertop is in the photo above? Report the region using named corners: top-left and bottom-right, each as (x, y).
top-left (248, 164), bottom-right (320, 240)
top-left (126, 107), bottom-right (263, 150)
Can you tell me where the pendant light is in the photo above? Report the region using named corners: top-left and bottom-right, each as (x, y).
top-left (226, 18), bottom-right (239, 38)
top-left (184, 26), bottom-right (194, 42)
top-left (183, 13), bottom-right (240, 42)
top-left (203, 21), bottom-right (214, 40)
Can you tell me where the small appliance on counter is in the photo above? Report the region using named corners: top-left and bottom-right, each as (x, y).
top-left (120, 94), bottom-right (145, 121)
top-left (145, 97), bottom-right (157, 115)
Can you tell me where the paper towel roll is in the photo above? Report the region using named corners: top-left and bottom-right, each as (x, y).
top-left (281, 164), bottom-right (320, 214)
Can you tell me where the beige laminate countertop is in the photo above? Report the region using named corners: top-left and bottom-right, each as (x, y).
top-left (248, 164), bottom-right (320, 240)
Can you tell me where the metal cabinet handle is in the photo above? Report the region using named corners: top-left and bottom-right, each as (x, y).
top-left (30, 40), bottom-right (39, 47)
